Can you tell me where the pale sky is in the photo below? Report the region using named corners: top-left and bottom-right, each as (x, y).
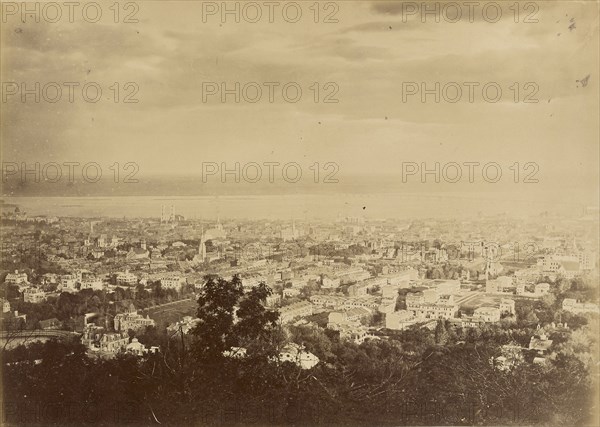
top-left (1, 1), bottom-right (598, 202)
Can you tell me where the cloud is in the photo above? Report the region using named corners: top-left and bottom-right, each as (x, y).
top-left (0, 0), bottom-right (597, 193)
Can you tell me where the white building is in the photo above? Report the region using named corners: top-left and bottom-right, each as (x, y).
top-left (406, 291), bottom-right (458, 320)
top-left (473, 306), bottom-right (501, 323)
top-left (538, 255), bottom-right (580, 277)
top-left (283, 288), bottom-right (301, 298)
top-left (577, 250), bottom-right (596, 271)
top-left (23, 287), bottom-right (47, 304)
top-left (500, 298), bottom-right (515, 315)
top-left (114, 310), bottom-right (155, 332)
top-left (160, 275), bottom-right (186, 290)
top-left (99, 333), bottom-right (129, 354)
top-left (279, 343), bottom-right (319, 369)
top-left (385, 310), bottom-right (418, 330)
top-left (126, 338), bottom-right (148, 356)
top-left (1, 298), bottom-right (11, 313)
top-left (80, 278), bottom-right (104, 291)
top-left (60, 274), bottom-right (78, 290)
top-left (5, 270), bottom-right (27, 284)
top-left (321, 276), bottom-right (341, 289)
top-left (116, 270), bottom-right (138, 286)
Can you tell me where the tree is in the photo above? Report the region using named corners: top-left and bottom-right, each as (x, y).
top-left (434, 319), bottom-right (449, 345)
top-left (555, 277), bottom-right (571, 293)
top-left (515, 300), bottom-right (539, 325)
top-left (191, 275), bottom-right (244, 361)
top-left (233, 282), bottom-right (280, 357)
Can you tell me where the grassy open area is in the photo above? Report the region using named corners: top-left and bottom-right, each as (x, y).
top-left (459, 293), bottom-right (506, 311)
top-left (144, 299), bottom-right (197, 328)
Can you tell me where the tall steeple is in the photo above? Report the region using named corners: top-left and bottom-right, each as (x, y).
top-left (198, 225), bottom-right (206, 262)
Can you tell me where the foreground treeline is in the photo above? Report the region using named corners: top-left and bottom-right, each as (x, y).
top-left (2, 276), bottom-right (599, 426)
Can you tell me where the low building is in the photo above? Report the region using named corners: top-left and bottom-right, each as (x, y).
top-left (60, 274), bottom-right (78, 290)
top-left (378, 299), bottom-right (396, 314)
top-left (342, 296), bottom-right (379, 310)
top-left (473, 306), bottom-right (501, 323)
top-left (336, 268), bottom-right (371, 284)
top-left (80, 278), bottom-right (104, 291)
top-left (577, 250), bottom-right (596, 271)
top-left (283, 288), bottom-right (301, 298)
top-left (23, 287), bottom-right (47, 304)
top-left (529, 333), bottom-right (553, 355)
top-left (558, 261), bottom-right (580, 279)
top-left (126, 338), bottom-right (147, 356)
top-left (327, 307), bottom-right (371, 329)
top-left (406, 291), bottom-right (458, 320)
top-left (1, 298), bottom-right (10, 313)
top-left (336, 324), bottom-right (373, 344)
top-left (265, 294), bottom-right (281, 307)
top-left (384, 269), bottom-right (418, 286)
top-left (500, 298), bottom-right (515, 315)
top-left (381, 286), bottom-right (400, 299)
top-left (160, 275), bottom-right (186, 291)
top-left (81, 324), bottom-right (105, 349)
top-left (349, 277), bottom-right (387, 297)
top-left (116, 270), bottom-right (138, 286)
top-left (114, 310), bottom-right (155, 332)
top-left (5, 270), bottom-right (28, 284)
top-left (99, 332), bottom-right (129, 354)
top-left (386, 310), bottom-right (418, 330)
top-left (279, 301), bottom-right (313, 323)
top-left (279, 343), bottom-right (319, 369)
top-left (127, 247), bottom-right (149, 260)
top-left (310, 294), bottom-right (345, 309)
top-left (321, 276), bottom-right (341, 289)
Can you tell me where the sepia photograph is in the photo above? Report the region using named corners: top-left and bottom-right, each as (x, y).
top-left (1, 0), bottom-right (599, 425)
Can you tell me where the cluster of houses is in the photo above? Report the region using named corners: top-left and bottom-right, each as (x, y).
top-left (81, 323), bottom-right (159, 357)
top-left (80, 308), bottom-right (157, 357)
top-left (113, 309), bottom-right (155, 332)
top-left (537, 254), bottom-right (593, 278)
top-left (486, 276), bottom-right (551, 297)
top-left (5, 268), bottom-right (192, 305)
top-left (278, 270), bottom-right (417, 325)
top-left (327, 308), bottom-right (374, 343)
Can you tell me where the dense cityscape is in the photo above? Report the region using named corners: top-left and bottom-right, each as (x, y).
top-left (1, 202), bottom-right (598, 425)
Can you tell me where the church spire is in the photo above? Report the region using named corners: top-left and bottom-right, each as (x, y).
top-left (198, 225), bottom-right (206, 262)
